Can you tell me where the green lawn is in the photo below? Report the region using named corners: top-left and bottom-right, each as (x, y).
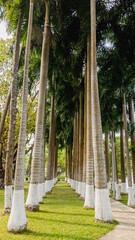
top-left (0, 182), bottom-right (117, 240)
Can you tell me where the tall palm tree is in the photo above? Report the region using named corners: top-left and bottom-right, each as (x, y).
top-left (7, 0), bottom-right (34, 232)
top-left (4, 15), bottom-right (22, 214)
top-left (123, 94), bottom-right (135, 207)
top-left (112, 131), bottom-right (116, 198)
top-left (120, 128), bottom-right (127, 193)
top-left (84, 35), bottom-right (94, 209)
top-left (80, 61), bottom-right (87, 199)
top-left (26, 0), bottom-right (51, 211)
top-left (115, 144), bottom-right (121, 200)
top-left (105, 132), bottom-right (110, 190)
top-left (78, 90), bottom-right (83, 195)
top-left (45, 76), bottom-right (56, 193)
top-left (129, 99), bottom-right (135, 193)
top-left (90, 0), bottom-right (112, 222)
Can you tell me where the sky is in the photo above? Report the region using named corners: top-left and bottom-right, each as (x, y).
top-left (0, 21), bottom-right (12, 40)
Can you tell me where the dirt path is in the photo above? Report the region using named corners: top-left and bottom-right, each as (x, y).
top-left (100, 198), bottom-right (135, 240)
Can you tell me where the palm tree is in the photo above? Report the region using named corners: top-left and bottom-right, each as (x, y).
top-left (84, 35), bottom-right (94, 209)
top-left (78, 90), bottom-right (83, 195)
top-left (80, 61), bottom-right (87, 199)
top-left (105, 132), bottom-right (111, 191)
top-left (7, 0), bottom-right (34, 232)
top-left (123, 94), bottom-right (135, 207)
top-left (90, 0), bottom-right (112, 222)
top-left (45, 76), bottom-right (56, 193)
top-left (115, 144), bottom-right (121, 200)
top-left (4, 15), bottom-right (22, 214)
top-left (26, 0), bottom-right (51, 211)
top-left (120, 128), bottom-right (127, 193)
top-left (129, 99), bottom-right (135, 193)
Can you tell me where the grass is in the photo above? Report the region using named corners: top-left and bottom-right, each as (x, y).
top-left (0, 182), bottom-right (117, 240)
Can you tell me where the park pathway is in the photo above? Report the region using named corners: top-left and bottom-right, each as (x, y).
top-left (100, 198), bottom-right (135, 240)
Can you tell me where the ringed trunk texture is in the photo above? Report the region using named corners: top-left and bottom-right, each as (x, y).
top-left (128, 99), bottom-right (135, 185)
top-left (80, 61), bottom-right (87, 199)
top-left (26, 1), bottom-right (51, 211)
top-left (4, 15), bottom-right (22, 214)
top-left (78, 89), bottom-right (83, 194)
top-left (120, 128), bottom-right (127, 194)
top-left (123, 94), bottom-right (135, 206)
top-left (90, 0), bottom-right (112, 222)
top-left (105, 132), bottom-right (110, 184)
top-left (84, 35), bottom-right (94, 209)
top-left (7, 0), bottom-right (34, 232)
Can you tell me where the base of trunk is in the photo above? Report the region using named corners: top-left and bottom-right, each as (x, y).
top-left (115, 184), bottom-right (121, 200)
top-left (7, 189), bottom-right (27, 232)
top-left (4, 185), bottom-right (12, 213)
top-left (121, 182), bottom-right (127, 194)
top-left (45, 179), bottom-right (54, 193)
top-left (107, 182), bottom-right (111, 190)
top-left (128, 187), bottom-right (135, 207)
top-left (84, 184), bottom-right (95, 209)
top-left (95, 188), bottom-right (113, 222)
top-left (26, 183), bottom-right (39, 211)
top-left (80, 182), bottom-right (86, 199)
top-left (38, 183), bottom-right (43, 203)
top-left (77, 181), bottom-right (82, 195)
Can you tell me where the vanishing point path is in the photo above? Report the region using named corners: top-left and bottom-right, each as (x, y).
top-left (0, 181), bottom-right (115, 240)
top-left (100, 198), bottom-right (135, 240)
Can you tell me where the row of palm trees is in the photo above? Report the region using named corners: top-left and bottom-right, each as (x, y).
top-left (2, 0), bottom-right (135, 234)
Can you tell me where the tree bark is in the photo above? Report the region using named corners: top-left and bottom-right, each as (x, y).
top-left (26, 1), bottom-right (51, 211)
top-left (105, 132), bottom-right (110, 184)
top-left (128, 99), bottom-right (135, 184)
top-left (123, 94), bottom-right (135, 206)
top-left (120, 128), bottom-right (126, 183)
top-left (8, 0), bottom-right (34, 232)
top-left (4, 15), bottom-right (22, 214)
top-left (90, 0), bottom-right (112, 222)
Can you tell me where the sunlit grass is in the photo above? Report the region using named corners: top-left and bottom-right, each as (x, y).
top-left (0, 181), bottom-right (117, 240)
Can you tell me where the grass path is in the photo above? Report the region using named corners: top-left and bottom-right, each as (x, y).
top-left (0, 181), bottom-right (117, 240)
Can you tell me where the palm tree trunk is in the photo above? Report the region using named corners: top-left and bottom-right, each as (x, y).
top-left (45, 76), bottom-right (57, 192)
top-left (71, 113), bottom-right (76, 189)
top-left (80, 61), bottom-right (87, 199)
top-left (123, 94), bottom-right (135, 206)
top-left (115, 144), bottom-right (121, 200)
top-left (7, 0), bottom-right (34, 232)
top-left (26, 1), bottom-right (51, 211)
top-left (78, 90), bottom-right (83, 194)
top-left (90, 0), bottom-right (112, 222)
top-left (4, 15), bottom-right (22, 214)
top-left (128, 99), bottom-right (135, 192)
top-left (120, 128), bottom-right (127, 193)
top-left (84, 35), bottom-right (94, 209)
top-left (112, 131), bottom-right (116, 198)
top-left (105, 132), bottom-right (110, 188)
top-left (75, 103), bottom-right (79, 193)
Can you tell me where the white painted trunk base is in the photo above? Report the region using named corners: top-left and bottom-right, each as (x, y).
top-left (84, 184), bottom-right (95, 209)
top-left (121, 182), bottom-right (127, 194)
top-left (72, 180), bottom-right (76, 190)
top-left (45, 180), bottom-right (53, 193)
top-left (4, 185), bottom-right (12, 213)
top-left (42, 181), bottom-right (46, 198)
top-left (77, 182), bottom-right (82, 195)
top-left (134, 184), bottom-right (135, 196)
top-left (70, 179), bottom-right (73, 188)
top-left (95, 188), bottom-right (113, 222)
top-left (26, 183), bottom-right (39, 211)
top-left (75, 181), bottom-right (78, 192)
top-left (65, 177), bottom-right (67, 182)
top-left (128, 187), bottom-right (135, 207)
top-left (80, 182), bottom-right (86, 199)
top-left (38, 183), bottom-right (43, 203)
top-left (115, 184), bottom-right (121, 200)
top-left (107, 182), bottom-right (111, 190)
top-left (7, 190), bottom-right (27, 232)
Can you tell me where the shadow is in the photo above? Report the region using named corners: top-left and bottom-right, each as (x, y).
top-left (28, 215), bottom-right (115, 229)
top-left (38, 209), bottom-right (93, 217)
top-left (18, 229), bottom-right (95, 240)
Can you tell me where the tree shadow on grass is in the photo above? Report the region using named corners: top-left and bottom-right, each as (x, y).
top-left (38, 209), bottom-right (94, 217)
top-left (28, 215), bottom-right (116, 229)
top-left (18, 229), bottom-right (94, 240)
